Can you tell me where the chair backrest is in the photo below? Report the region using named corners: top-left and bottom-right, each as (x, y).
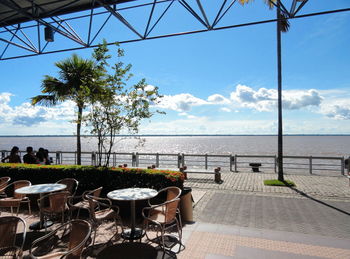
top-left (0, 176), bottom-right (11, 191)
top-left (88, 187), bottom-right (102, 198)
top-left (46, 191), bottom-right (70, 213)
top-left (67, 220), bottom-right (91, 259)
top-left (165, 187), bottom-right (181, 201)
top-left (13, 180), bottom-right (31, 199)
top-left (56, 178), bottom-right (79, 196)
top-left (164, 198), bottom-right (181, 224)
top-left (0, 216), bottom-right (26, 249)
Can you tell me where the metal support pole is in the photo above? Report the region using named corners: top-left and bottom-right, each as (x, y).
top-left (182, 153), bottom-right (185, 167)
top-left (132, 153), bottom-right (136, 167)
top-left (277, 0), bottom-right (284, 181)
top-left (135, 152), bottom-right (139, 167)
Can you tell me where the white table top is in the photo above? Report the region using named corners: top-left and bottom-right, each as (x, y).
top-left (107, 188), bottom-right (158, 201)
top-left (15, 183), bottom-right (67, 195)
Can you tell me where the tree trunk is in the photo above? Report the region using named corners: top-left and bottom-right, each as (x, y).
top-left (277, 0), bottom-right (284, 181)
top-left (77, 105), bottom-right (83, 165)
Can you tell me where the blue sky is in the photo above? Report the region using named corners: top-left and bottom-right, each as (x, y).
top-left (0, 0), bottom-right (349, 135)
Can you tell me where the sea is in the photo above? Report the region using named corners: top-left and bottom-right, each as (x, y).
top-left (0, 135), bottom-right (349, 157)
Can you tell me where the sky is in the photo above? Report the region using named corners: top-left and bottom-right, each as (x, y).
top-left (0, 0), bottom-right (349, 135)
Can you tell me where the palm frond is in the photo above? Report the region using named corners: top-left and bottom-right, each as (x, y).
top-left (31, 95), bottom-right (57, 106)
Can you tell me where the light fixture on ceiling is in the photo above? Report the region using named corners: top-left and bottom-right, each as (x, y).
top-left (44, 26), bottom-right (54, 42)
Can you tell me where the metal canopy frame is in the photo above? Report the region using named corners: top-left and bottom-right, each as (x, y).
top-left (0, 0), bottom-right (349, 60)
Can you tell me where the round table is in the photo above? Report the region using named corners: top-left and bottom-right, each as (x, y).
top-left (15, 183), bottom-right (67, 230)
top-left (107, 188), bottom-right (158, 241)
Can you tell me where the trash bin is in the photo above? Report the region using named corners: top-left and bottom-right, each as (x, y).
top-left (180, 187), bottom-right (193, 222)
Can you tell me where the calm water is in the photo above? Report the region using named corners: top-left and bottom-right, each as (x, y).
top-left (0, 136), bottom-right (349, 157)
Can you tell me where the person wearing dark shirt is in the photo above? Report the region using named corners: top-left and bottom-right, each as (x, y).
top-left (23, 146), bottom-right (39, 164)
top-left (1, 146), bottom-right (21, 163)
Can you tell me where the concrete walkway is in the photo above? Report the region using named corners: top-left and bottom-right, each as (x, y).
top-left (179, 172), bottom-right (350, 258)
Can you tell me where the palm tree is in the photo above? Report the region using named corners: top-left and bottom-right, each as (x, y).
top-left (240, 0), bottom-right (291, 181)
top-left (31, 54), bottom-right (101, 165)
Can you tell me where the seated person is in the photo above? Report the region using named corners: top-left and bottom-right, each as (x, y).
top-left (23, 146), bottom-right (39, 164)
top-left (1, 146), bottom-right (21, 163)
top-left (36, 147), bottom-right (46, 165)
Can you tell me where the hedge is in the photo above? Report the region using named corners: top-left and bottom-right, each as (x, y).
top-left (0, 163), bottom-right (184, 196)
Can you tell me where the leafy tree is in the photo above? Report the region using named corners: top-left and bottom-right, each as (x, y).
top-left (85, 42), bottom-right (163, 166)
top-left (31, 54), bottom-right (103, 165)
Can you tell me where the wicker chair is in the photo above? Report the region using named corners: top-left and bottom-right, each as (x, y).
top-left (37, 191), bottom-right (70, 231)
top-left (29, 219), bottom-right (91, 259)
top-left (68, 187), bottom-right (102, 219)
top-left (142, 187), bottom-right (184, 253)
top-left (0, 177), bottom-right (11, 198)
top-left (86, 194), bottom-right (122, 245)
top-left (0, 180), bottom-right (31, 215)
top-left (56, 178), bottom-right (79, 196)
top-left (0, 216), bottom-right (27, 258)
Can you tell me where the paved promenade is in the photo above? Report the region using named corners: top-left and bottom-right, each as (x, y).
top-left (179, 171), bottom-right (350, 258)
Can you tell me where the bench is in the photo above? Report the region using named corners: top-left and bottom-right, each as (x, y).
top-left (182, 167), bottom-right (222, 183)
top-left (249, 163), bottom-right (262, 172)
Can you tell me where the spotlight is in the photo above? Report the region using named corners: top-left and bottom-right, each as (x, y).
top-left (44, 26), bottom-right (54, 42)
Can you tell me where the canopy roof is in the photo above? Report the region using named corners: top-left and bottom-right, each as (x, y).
top-left (0, 0), bottom-right (348, 60)
top-left (0, 0), bottom-right (135, 27)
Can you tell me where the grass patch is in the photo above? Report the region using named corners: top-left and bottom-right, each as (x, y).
top-left (264, 179), bottom-right (295, 187)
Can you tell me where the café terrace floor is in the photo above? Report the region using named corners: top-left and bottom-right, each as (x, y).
top-left (2, 171), bottom-right (350, 259)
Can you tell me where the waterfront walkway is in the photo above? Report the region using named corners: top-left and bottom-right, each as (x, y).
top-left (179, 171), bottom-right (350, 258)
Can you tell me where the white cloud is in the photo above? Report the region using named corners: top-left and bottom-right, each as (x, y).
top-left (220, 107), bottom-right (231, 112)
top-left (230, 84), bottom-right (323, 112)
top-left (157, 93), bottom-right (208, 112)
top-left (207, 94), bottom-right (231, 104)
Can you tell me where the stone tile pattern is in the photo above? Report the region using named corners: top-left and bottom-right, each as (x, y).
top-left (185, 172), bottom-right (350, 199)
top-left (179, 232), bottom-right (350, 259)
top-left (196, 192), bottom-right (350, 239)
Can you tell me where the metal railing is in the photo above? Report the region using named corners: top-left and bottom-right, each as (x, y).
top-left (1, 150), bottom-right (349, 176)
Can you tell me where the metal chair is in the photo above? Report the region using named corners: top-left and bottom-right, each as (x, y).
top-left (86, 194), bottom-right (122, 245)
top-left (0, 216), bottom-right (27, 258)
top-left (0, 180), bottom-right (31, 215)
top-left (68, 187), bottom-right (102, 219)
top-left (29, 219), bottom-right (92, 259)
top-left (56, 178), bottom-right (79, 196)
top-left (37, 191), bottom-right (70, 231)
top-left (0, 177), bottom-right (11, 198)
top-left (142, 187), bottom-right (184, 253)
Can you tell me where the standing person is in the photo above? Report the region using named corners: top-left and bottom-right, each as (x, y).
top-left (1, 146), bottom-right (21, 163)
top-left (44, 149), bottom-right (52, 165)
top-left (23, 146), bottom-right (39, 164)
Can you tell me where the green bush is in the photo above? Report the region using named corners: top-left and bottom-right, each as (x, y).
top-left (0, 163), bottom-right (184, 196)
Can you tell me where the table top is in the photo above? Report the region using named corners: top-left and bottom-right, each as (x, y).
top-left (107, 188), bottom-right (158, 201)
top-left (15, 183), bottom-right (67, 195)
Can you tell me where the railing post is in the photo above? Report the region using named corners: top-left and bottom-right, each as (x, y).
top-left (91, 152), bottom-right (96, 166)
top-left (156, 153), bottom-right (159, 167)
top-left (309, 156), bottom-right (312, 174)
top-left (136, 152), bottom-right (139, 167)
top-left (205, 154), bottom-right (208, 169)
top-left (132, 153), bottom-right (136, 167)
top-left (341, 157), bottom-right (345, 175)
top-left (182, 153), bottom-right (185, 168)
top-left (56, 152), bottom-right (61, 164)
top-left (348, 156), bottom-right (350, 175)
top-left (274, 155), bottom-right (277, 173)
top-left (229, 155), bottom-right (233, 172)
top-left (177, 153), bottom-right (182, 168)
top-left (1, 151), bottom-right (5, 159)
top-left (234, 154), bottom-right (237, 172)
top-left (112, 152), bottom-right (116, 167)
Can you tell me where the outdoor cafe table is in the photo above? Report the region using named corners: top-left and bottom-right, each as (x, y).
top-left (15, 183), bottom-right (67, 230)
top-left (107, 188), bottom-right (158, 241)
